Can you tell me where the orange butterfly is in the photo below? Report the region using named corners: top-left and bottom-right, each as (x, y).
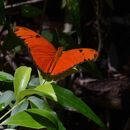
top-left (14, 26), bottom-right (98, 76)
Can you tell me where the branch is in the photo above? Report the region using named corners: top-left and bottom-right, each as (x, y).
top-left (5, 54), bottom-right (17, 71)
top-left (95, 0), bottom-right (103, 53)
top-left (5, 0), bottom-right (44, 9)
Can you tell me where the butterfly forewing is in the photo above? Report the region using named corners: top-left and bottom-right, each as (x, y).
top-left (51, 48), bottom-right (98, 75)
top-left (15, 26), bottom-right (57, 73)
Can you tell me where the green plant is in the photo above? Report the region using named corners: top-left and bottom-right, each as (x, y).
top-left (0, 0), bottom-right (109, 129)
top-left (0, 66), bottom-right (106, 129)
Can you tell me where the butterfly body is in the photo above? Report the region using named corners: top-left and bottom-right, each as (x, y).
top-left (46, 47), bottom-right (63, 74)
top-left (14, 26), bottom-right (98, 76)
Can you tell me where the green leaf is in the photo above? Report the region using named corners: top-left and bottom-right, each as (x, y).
top-left (11, 100), bottom-right (28, 116)
top-left (52, 84), bottom-right (106, 128)
top-left (35, 83), bottom-right (57, 101)
top-left (27, 109), bottom-right (58, 128)
top-left (18, 89), bottom-right (40, 101)
top-left (19, 82), bottom-right (106, 128)
top-left (14, 66), bottom-right (32, 102)
top-left (0, 71), bottom-right (14, 82)
top-left (19, 82), bottom-right (57, 102)
top-left (18, 80), bottom-right (105, 127)
top-left (2, 110), bottom-right (46, 129)
top-left (0, 0), bottom-right (5, 24)
top-left (2, 109), bottom-right (62, 129)
top-left (21, 5), bottom-right (42, 18)
top-left (0, 90), bottom-right (14, 111)
top-left (29, 77), bottom-right (40, 87)
top-left (28, 96), bottom-right (50, 110)
top-left (41, 31), bottom-right (54, 42)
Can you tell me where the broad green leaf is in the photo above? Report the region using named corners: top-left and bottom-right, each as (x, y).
top-left (19, 82), bottom-right (106, 128)
top-left (11, 100), bottom-right (28, 116)
top-left (29, 77), bottom-right (40, 87)
top-left (0, 90), bottom-right (14, 111)
top-left (19, 82), bottom-right (57, 102)
top-left (19, 89), bottom-right (42, 101)
top-left (2, 109), bottom-right (60, 129)
top-left (34, 83), bottom-right (57, 101)
top-left (21, 5), bottom-right (42, 18)
top-left (28, 96), bottom-right (50, 110)
top-left (2, 110), bottom-right (46, 129)
top-left (27, 109), bottom-right (66, 130)
top-left (17, 80), bottom-right (105, 127)
top-left (27, 109), bottom-right (58, 127)
top-left (52, 84), bottom-right (106, 128)
top-left (0, 71), bottom-right (14, 82)
top-left (14, 66), bottom-right (32, 102)
top-left (14, 76), bottom-right (105, 127)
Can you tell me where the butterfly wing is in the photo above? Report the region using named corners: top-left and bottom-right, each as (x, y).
top-left (51, 48), bottom-right (98, 75)
top-left (14, 26), bottom-right (57, 73)
top-left (14, 27), bottom-right (98, 76)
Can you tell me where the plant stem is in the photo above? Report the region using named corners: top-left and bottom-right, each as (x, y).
top-left (5, 0), bottom-right (44, 9)
top-left (0, 99), bottom-right (25, 123)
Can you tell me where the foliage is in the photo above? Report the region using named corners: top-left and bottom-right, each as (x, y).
top-left (0, 66), bottom-right (106, 129)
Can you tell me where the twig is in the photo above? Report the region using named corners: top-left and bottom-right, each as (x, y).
top-left (0, 99), bottom-right (25, 124)
top-left (5, 54), bottom-right (17, 71)
top-left (5, 0), bottom-right (44, 9)
top-left (95, 0), bottom-right (103, 53)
